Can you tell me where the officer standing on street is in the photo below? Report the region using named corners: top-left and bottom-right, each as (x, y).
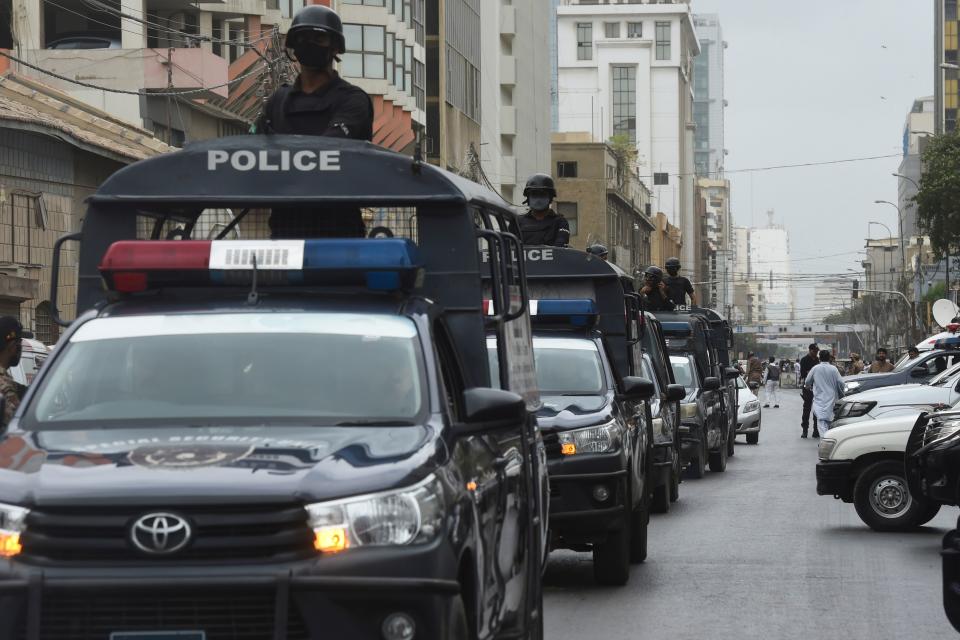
top-left (518, 174), bottom-right (570, 247)
top-left (639, 266), bottom-right (676, 311)
top-left (664, 257), bottom-right (697, 307)
top-left (0, 317), bottom-right (24, 427)
top-left (799, 343), bottom-right (820, 438)
top-left (254, 5), bottom-right (374, 239)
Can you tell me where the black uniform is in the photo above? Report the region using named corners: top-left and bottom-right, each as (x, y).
top-left (640, 290), bottom-right (676, 312)
top-left (254, 73), bottom-right (374, 239)
top-left (799, 354), bottom-right (819, 435)
top-left (518, 210), bottom-right (570, 247)
top-left (664, 275), bottom-right (694, 306)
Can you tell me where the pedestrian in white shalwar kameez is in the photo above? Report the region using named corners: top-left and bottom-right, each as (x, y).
top-left (804, 350), bottom-right (845, 437)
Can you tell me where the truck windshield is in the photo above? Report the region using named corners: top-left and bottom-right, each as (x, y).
top-left (670, 355), bottom-right (697, 389)
top-left (25, 313), bottom-right (426, 427)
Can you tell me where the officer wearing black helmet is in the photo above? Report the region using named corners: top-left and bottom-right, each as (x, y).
top-left (254, 5), bottom-right (373, 139)
top-left (639, 266), bottom-right (676, 311)
top-left (518, 174), bottom-right (570, 247)
top-left (586, 244), bottom-right (609, 261)
top-left (664, 257), bottom-right (697, 306)
top-left (253, 5), bottom-right (374, 239)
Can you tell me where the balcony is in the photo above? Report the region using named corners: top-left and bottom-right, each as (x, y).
top-left (500, 106), bottom-right (517, 136)
top-left (500, 56), bottom-right (517, 86)
top-left (500, 6), bottom-right (516, 37)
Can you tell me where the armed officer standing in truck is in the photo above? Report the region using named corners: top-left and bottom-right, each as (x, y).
top-left (518, 174), bottom-right (570, 247)
top-left (639, 266), bottom-right (676, 312)
top-left (664, 257), bottom-right (697, 306)
top-left (254, 4), bottom-right (374, 239)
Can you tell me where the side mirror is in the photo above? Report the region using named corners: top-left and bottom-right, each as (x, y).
top-left (666, 384), bottom-right (686, 402)
top-left (619, 376), bottom-right (656, 401)
top-left (724, 367), bottom-right (740, 380)
top-left (703, 377), bottom-right (722, 391)
top-left (911, 366), bottom-right (929, 378)
top-left (457, 388), bottom-right (526, 435)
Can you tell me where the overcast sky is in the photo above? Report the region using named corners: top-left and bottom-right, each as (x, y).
top-left (692, 0), bottom-right (933, 302)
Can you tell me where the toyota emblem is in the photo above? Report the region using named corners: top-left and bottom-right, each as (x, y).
top-left (130, 513), bottom-right (192, 555)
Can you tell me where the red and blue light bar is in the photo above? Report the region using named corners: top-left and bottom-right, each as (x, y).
top-left (531, 299), bottom-right (597, 327)
top-left (99, 239), bottom-right (424, 293)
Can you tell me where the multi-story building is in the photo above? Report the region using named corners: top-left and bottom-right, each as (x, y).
top-left (481, 0), bottom-right (552, 204)
top-left (651, 212), bottom-right (682, 270)
top-left (692, 13), bottom-right (726, 178)
top-left (552, 132), bottom-right (654, 276)
top-left (696, 177), bottom-right (732, 312)
top-left (898, 96), bottom-right (934, 238)
top-left (555, 0), bottom-right (699, 267)
top-left (815, 278), bottom-right (854, 319)
top-left (747, 211), bottom-right (794, 325)
top-left (937, 0), bottom-right (959, 134)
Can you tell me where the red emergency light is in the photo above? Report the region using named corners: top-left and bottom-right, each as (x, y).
top-left (100, 241), bottom-right (214, 292)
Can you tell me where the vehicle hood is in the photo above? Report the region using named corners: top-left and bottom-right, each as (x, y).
top-left (842, 371), bottom-right (899, 386)
top-left (0, 425), bottom-right (439, 506)
top-left (842, 383), bottom-right (950, 406)
top-left (737, 388), bottom-right (758, 409)
top-left (537, 395), bottom-right (615, 431)
top-left (827, 411), bottom-right (922, 442)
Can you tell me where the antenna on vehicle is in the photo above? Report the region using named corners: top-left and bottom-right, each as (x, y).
top-left (247, 254), bottom-right (260, 306)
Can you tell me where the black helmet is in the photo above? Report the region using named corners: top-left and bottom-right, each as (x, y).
top-left (665, 257), bottom-right (681, 270)
top-left (586, 244), bottom-right (609, 258)
top-left (523, 173), bottom-right (557, 199)
top-left (286, 5), bottom-right (346, 53)
top-left (644, 265), bottom-right (664, 283)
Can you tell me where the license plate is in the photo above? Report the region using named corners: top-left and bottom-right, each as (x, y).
top-left (110, 633), bottom-right (205, 640)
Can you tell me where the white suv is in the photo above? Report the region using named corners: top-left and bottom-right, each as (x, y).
top-left (816, 413), bottom-right (944, 531)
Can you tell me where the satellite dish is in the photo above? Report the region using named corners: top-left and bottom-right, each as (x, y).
top-left (932, 299), bottom-right (960, 329)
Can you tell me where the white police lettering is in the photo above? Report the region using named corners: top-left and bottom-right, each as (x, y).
top-left (206, 150), bottom-right (341, 172)
top-left (525, 249), bottom-right (554, 262)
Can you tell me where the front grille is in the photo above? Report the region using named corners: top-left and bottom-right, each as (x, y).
top-left (19, 589), bottom-right (309, 640)
top-left (21, 503), bottom-right (315, 564)
top-left (924, 422), bottom-right (959, 447)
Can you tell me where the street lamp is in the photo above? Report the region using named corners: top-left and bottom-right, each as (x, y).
top-left (892, 172), bottom-right (920, 190)
top-left (874, 200), bottom-right (906, 277)
top-left (941, 63), bottom-right (960, 70)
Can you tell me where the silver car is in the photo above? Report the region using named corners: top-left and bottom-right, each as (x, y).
top-left (735, 376), bottom-right (761, 444)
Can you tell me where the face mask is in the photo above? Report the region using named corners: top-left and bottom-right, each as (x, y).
top-left (528, 195), bottom-right (551, 212)
top-left (294, 43), bottom-right (335, 69)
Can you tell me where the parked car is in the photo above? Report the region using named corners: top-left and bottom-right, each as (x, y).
top-left (843, 344), bottom-right (960, 396)
top-left (816, 410), bottom-right (942, 531)
top-left (46, 34), bottom-right (122, 50)
top-left (905, 409), bottom-right (960, 508)
top-left (833, 362), bottom-right (960, 428)
top-left (735, 376), bottom-right (761, 444)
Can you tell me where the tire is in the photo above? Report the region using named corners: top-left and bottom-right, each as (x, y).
top-left (685, 432), bottom-right (706, 479)
top-left (669, 453), bottom-right (680, 502)
top-left (708, 432), bottom-right (728, 473)
top-left (727, 421), bottom-right (736, 457)
top-left (852, 460), bottom-right (935, 532)
top-left (593, 520), bottom-right (631, 586)
top-left (746, 432), bottom-right (759, 445)
top-left (629, 500), bottom-right (649, 563)
top-left (651, 480), bottom-right (670, 514)
top-left (448, 595), bottom-right (471, 640)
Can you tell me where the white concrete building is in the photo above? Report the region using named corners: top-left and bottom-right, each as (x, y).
top-left (555, 0), bottom-right (699, 266)
top-left (814, 278), bottom-right (854, 318)
top-left (481, 0), bottom-right (553, 204)
top-left (748, 212), bottom-right (795, 324)
top-left (692, 13), bottom-right (726, 178)
top-left (697, 178), bottom-right (732, 312)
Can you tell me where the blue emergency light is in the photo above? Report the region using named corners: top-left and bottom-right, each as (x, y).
top-left (99, 238), bottom-right (424, 293)
top-left (934, 336), bottom-right (960, 350)
top-left (661, 322), bottom-right (693, 336)
top-left (532, 299), bottom-right (598, 327)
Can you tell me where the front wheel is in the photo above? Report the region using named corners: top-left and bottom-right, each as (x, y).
top-left (746, 432), bottom-right (759, 445)
top-left (670, 451), bottom-right (680, 502)
top-left (685, 431), bottom-right (707, 479)
top-left (852, 460), bottom-right (935, 532)
top-left (448, 595), bottom-right (471, 640)
top-left (708, 432), bottom-right (728, 473)
top-left (593, 522), bottom-right (631, 586)
top-left (651, 474), bottom-right (670, 514)
top-left (629, 498), bottom-right (649, 563)
top-left (727, 421), bottom-right (736, 457)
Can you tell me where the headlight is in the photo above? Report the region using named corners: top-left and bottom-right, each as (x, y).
top-left (818, 438), bottom-right (838, 461)
top-left (838, 401), bottom-right (876, 418)
top-left (844, 381), bottom-right (862, 393)
top-left (305, 476), bottom-right (444, 553)
top-left (680, 402), bottom-right (699, 419)
top-left (924, 419), bottom-right (960, 447)
top-left (0, 503), bottom-right (28, 557)
top-left (743, 401), bottom-right (759, 413)
top-left (558, 421), bottom-right (621, 455)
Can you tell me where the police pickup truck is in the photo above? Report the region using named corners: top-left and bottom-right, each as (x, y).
top-left (486, 248), bottom-right (666, 586)
top-left (0, 138), bottom-right (547, 640)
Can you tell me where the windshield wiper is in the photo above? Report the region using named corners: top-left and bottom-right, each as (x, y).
top-left (334, 420), bottom-right (417, 427)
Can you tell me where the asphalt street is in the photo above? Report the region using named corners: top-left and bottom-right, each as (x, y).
top-left (543, 387), bottom-right (958, 640)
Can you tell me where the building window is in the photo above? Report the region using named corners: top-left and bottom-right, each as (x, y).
top-left (612, 65), bottom-right (637, 143)
top-left (627, 22), bottom-right (642, 39)
top-left (557, 202), bottom-right (578, 236)
top-left (653, 172), bottom-right (669, 186)
top-left (343, 24), bottom-right (386, 80)
top-left (557, 161), bottom-right (578, 178)
top-left (577, 23), bottom-right (593, 61)
top-left (949, 0), bottom-right (958, 21)
top-left (604, 22), bottom-right (620, 39)
top-left (35, 302), bottom-right (57, 345)
top-left (655, 21), bottom-right (671, 61)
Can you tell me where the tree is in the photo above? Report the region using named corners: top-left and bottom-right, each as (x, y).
top-left (915, 131), bottom-right (960, 257)
top-left (607, 134), bottom-right (638, 188)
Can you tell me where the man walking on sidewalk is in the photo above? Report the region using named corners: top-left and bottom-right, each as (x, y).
top-left (762, 356), bottom-right (781, 408)
top-left (799, 344), bottom-right (820, 438)
top-left (804, 349), bottom-right (845, 437)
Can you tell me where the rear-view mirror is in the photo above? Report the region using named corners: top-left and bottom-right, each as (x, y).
top-left (666, 384), bottom-right (686, 402)
top-left (458, 388), bottom-right (526, 434)
top-left (724, 367), bottom-right (740, 380)
top-left (703, 377), bottom-right (722, 391)
top-left (619, 376), bottom-right (656, 401)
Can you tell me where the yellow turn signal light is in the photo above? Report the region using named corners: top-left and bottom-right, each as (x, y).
top-left (314, 527), bottom-right (349, 554)
top-left (561, 443), bottom-right (577, 456)
top-left (0, 532), bottom-right (22, 557)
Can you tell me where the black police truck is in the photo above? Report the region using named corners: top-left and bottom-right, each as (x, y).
top-left (0, 137), bottom-right (548, 640)
top-left (489, 248), bottom-right (661, 586)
